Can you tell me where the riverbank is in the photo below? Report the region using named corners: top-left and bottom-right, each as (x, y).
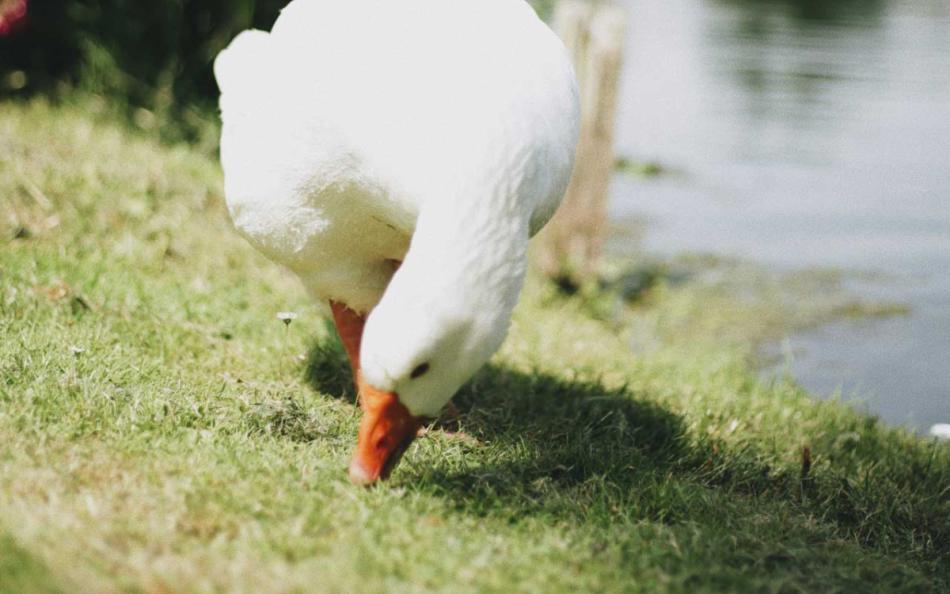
top-left (610, 0), bottom-right (950, 432)
top-left (2, 99), bottom-right (948, 593)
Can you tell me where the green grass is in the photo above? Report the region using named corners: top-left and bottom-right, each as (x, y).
top-left (1, 98), bottom-right (948, 593)
top-left (0, 534), bottom-right (64, 594)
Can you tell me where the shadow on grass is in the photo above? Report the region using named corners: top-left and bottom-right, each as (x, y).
top-left (302, 334), bottom-right (358, 404)
top-left (302, 331), bottom-right (687, 464)
top-left (301, 334), bottom-right (723, 521)
top-left (406, 364), bottom-right (704, 522)
top-left (299, 335), bottom-right (949, 585)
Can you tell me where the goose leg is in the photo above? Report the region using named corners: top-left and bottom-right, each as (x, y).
top-left (329, 300), bottom-right (366, 385)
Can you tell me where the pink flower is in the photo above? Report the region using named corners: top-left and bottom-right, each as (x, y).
top-left (0, 0), bottom-right (28, 37)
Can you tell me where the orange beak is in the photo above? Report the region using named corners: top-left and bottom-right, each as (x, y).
top-left (348, 389), bottom-right (424, 485)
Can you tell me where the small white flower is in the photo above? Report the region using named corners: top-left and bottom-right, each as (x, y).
top-left (276, 311), bottom-right (298, 326)
top-left (70, 346), bottom-right (85, 355)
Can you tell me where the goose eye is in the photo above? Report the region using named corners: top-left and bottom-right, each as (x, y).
top-left (410, 362), bottom-right (430, 379)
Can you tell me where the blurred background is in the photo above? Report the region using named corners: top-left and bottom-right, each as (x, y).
top-left (609, 0), bottom-right (949, 431)
top-left (2, 0), bottom-right (947, 430)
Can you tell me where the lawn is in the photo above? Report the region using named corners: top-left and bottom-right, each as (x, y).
top-left (1, 99), bottom-right (948, 593)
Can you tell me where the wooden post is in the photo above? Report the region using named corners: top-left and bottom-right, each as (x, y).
top-left (535, 0), bottom-right (626, 283)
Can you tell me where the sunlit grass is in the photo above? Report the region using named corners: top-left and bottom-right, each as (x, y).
top-left (1, 98), bottom-right (948, 593)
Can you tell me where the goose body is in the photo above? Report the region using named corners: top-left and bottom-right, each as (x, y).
top-left (216, 0), bottom-right (579, 482)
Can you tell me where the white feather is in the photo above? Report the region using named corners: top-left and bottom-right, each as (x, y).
top-left (217, 0), bottom-right (579, 415)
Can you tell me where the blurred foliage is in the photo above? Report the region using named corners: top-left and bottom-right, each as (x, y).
top-left (0, 0), bottom-right (287, 140)
top-left (720, 0), bottom-right (885, 23)
top-left (0, 0), bottom-right (555, 142)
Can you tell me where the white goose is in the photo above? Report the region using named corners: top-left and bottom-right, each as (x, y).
top-left (216, 0), bottom-right (579, 484)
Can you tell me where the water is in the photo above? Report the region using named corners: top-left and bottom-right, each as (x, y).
top-left (609, 0), bottom-right (950, 430)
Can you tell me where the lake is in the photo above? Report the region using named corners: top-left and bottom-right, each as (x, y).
top-left (609, 0), bottom-right (950, 430)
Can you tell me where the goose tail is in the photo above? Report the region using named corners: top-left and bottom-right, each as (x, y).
top-left (214, 29), bottom-right (273, 115)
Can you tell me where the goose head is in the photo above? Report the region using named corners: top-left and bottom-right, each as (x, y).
top-left (348, 217), bottom-right (528, 485)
